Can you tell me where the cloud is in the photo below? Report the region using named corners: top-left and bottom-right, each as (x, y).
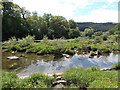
top-left (73, 9), bottom-right (118, 23)
top-left (101, 0), bottom-right (118, 9)
top-left (13, 0), bottom-right (118, 22)
top-left (13, 0), bottom-right (94, 20)
top-left (106, 0), bottom-right (119, 4)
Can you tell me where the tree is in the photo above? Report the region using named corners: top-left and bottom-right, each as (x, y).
top-left (49, 16), bottom-right (69, 38)
top-left (68, 28), bottom-right (80, 38)
top-left (84, 28), bottom-right (94, 37)
top-left (69, 19), bottom-right (77, 29)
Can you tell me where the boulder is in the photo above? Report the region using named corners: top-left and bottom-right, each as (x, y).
top-left (52, 80), bottom-right (67, 86)
top-left (63, 54), bottom-right (70, 58)
top-left (7, 56), bottom-right (19, 60)
top-left (56, 76), bottom-right (62, 80)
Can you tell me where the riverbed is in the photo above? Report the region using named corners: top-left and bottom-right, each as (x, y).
top-left (2, 52), bottom-right (119, 77)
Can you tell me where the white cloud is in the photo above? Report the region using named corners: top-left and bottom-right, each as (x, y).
top-left (106, 0), bottom-right (119, 4)
top-left (13, 0), bottom-right (94, 20)
top-left (73, 9), bottom-right (118, 23)
top-left (13, 0), bottom-right (118, 22)
top-left (101, 0), bottom-right (118, 9)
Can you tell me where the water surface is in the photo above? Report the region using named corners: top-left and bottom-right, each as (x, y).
top-left (2, 52), bottom-right (119, 77)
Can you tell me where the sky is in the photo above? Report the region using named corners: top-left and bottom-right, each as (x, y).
top-left (13, 0), bottom-right (119, 23)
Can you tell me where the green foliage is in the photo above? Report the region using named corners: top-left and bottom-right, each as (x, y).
top-left (64, 49), bottom-right (75, 55)
top-left (63, 67), bottom-right (118, 88)
top-left (84, 28), bottom-right (94, 37)
top-left (1, 71), bottom-right (54, 88)
top-left (18, 35), bottom-right (35, 46)
top-left (3, 34), bottom-right (120, 55)
top-left (17, 73), bottom-right (54, 88)
top-left (2, 1), bottom-right (81, 41)
top-left (88, 66), bottom-right (100, 71)
top-left (90, 51), bottom-right (96, 56)
top-left (88, 78), bottom-right (118, 88)
top-left (2, 71), bottom-right (18, 88)
top-left (111, 62), bottom-right (120, 69)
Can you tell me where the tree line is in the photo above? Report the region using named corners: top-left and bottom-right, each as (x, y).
top-left (2, 1), bottom-right (120, 41)
top-left (2, 1), bottom-right (80, 41)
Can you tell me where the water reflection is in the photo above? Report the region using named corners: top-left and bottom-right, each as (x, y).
top-left (2, 52), bottom-right (119, 77)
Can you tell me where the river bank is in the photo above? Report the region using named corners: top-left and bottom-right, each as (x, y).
top-left (1, 66), bottom-right (119, 89)
top-left (2, 36), bottom-right (120, 57)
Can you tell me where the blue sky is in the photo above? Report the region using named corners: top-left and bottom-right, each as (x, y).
top-left (13, 0), bottom-right (119, 22)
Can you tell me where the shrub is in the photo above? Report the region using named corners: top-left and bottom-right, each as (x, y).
top-left (88, 66), bottom-right (100, 71)
top-left (18, 35), bottom-right (35, 46)
top-left (90, 51), bottom-right (96, 56)
top-left (65, 49), bottom-right (75, 55)
top-left (17, 73), bottom-right (54, 88)
top-left (88, 78), bottom-right (118, 88)
top-left (102, 48), bottom-right (111, 53)
top-left (111, 62), bottom-right (120, 69)
top-left (63, 67), bottom-right (118, 88)
top-left (2, 71), bottom-right (18, 88)
top-left (63, 68), bottom-right (96, 88)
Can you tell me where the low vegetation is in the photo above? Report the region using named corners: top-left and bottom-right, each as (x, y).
top-left (63, 67), bottom-right (118, 88)
top-left (1, 71), bottom-right (54, 88)
top-left (1, 66), bottom-right (119, 89)
top-left (111, 62), bottom-right (120, 70)
top-left (2, 34), bottom-right (120, 56)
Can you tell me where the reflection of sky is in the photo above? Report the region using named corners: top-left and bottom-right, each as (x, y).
top-left (18, 53), bottom-right (119, 77)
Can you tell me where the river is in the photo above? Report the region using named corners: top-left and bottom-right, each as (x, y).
top-left (2, 52), bottom-right (119, 77)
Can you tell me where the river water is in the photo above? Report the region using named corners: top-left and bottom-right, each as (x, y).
top-left (2, 52), bottom-right (119, 77)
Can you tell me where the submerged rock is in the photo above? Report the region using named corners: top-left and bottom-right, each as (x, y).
top-left (7, 56), bottom-right (19, 60)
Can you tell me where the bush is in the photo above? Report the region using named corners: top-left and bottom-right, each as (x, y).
top-left (18, 35), bottom-right (35, 46)
top-left (1, 71), bottom-right (54, 88)
top-left (63, 67), bottom-right (118, 88)
top-left (63, 68), bottom-right (97, 88)
top-left (111, 62), bottom-right (120, 69)
top-left (90, 51), bottom-right (96, 56)
top-left (88, 66), bottom-right (100, 71)
top-left (2, 71), bottom-right (18, 88)
top-left (102, 48), bottom-right (111, 53)
top-left (88, 78), bottom-right (118, 88)
top-left (65, 49), bottom-right (75, 55)
top-left (17, 73), bottom-right (54, 88)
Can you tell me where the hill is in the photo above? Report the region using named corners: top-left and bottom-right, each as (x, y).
top-left (77, 22), bottom-right (117, 32)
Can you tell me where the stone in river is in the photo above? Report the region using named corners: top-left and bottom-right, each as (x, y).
top-left (7, 56), bottom-right (19, 60)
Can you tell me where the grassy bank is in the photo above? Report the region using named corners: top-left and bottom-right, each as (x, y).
top-left (2, 35), bottom-right (120, 56)
top-left (1, 66), bottom-right (119, 89)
